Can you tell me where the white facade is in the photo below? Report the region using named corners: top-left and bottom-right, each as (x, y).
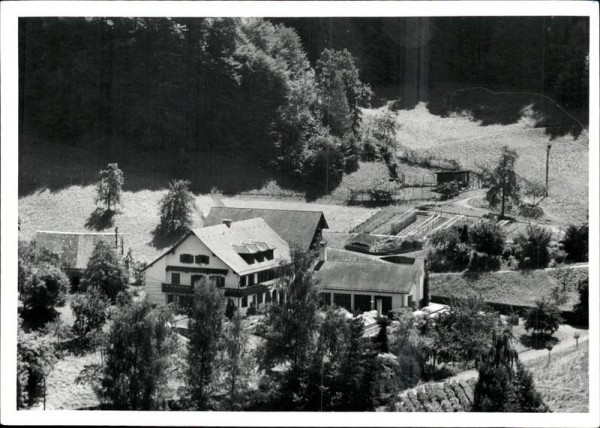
top-left (145, 232), bottom-right (287, 314)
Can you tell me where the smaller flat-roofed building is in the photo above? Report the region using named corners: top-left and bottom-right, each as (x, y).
top-left (314, 248), bottom-right (426, 315)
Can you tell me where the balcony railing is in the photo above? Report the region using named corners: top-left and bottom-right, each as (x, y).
top-left (162, 283), bottom-right (194, 294)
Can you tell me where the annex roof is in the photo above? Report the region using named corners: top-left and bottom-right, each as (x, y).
top-left (315, 248), bottom-right (423, 295)
top-left (204, 207), bottom-right (328, 251)
top-left (35, 230), bottom-right (123, 271)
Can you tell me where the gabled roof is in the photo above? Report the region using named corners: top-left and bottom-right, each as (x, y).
top-left (145, 218), bottom-right (291, 276)
top-left (315, 248), bottom-right (423, 294)
top-left (204, 207), bottom-right (328, 251)
top-left (35, 230), bottom-right (123, 270)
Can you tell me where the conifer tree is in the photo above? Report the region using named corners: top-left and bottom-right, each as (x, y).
top-left (486, 146), bottom-right (520, 218)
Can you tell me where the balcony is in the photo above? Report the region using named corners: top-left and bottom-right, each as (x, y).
top-left (162, 283), bottom-right (194, 294)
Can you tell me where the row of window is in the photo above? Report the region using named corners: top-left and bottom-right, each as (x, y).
top-left (171, 273), bottom-right (225, 287)
top-left (179, 254), bottom-right (210, 264)
top-left (239, 269), bottom-right (276, 287)
top-left (238, 288), bottom-right (285, 308)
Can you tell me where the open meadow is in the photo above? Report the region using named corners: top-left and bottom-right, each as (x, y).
top-left (363, 103), bottom-right (589, 225)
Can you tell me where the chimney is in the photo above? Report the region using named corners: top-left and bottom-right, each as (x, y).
top-left (222, 219), bottom-right (232, 228)
top-left (318, 241), bottom-right (327, 262)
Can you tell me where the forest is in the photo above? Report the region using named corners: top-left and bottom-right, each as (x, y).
top-left (19, 17), bottom-right (589, 191)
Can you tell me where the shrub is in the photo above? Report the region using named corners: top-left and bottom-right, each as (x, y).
top-left (468, 252), bottom-right (501, 272)
top-left (561, 223), bottom-right (588, 262)
top-left (246, 302), bottom-right (257, 317)
top-left (548, 245), bottom-right (567, 265)
top-left (340, 134), bottom-right (361, 173)
top-left (572, 278), bottom-right (588, 326)
top-left (435, 180), bottom-right (465, 200)
top-left (525, 299), bottom-right (562, 336)
top-left (469, 221), bottom-right (505, 256)
top-left (513, 224), bottom-right (552, 269)
top-left (519, 203), bottom-right (544, 219)
top-left (225, 298), bottom-right (237, 320)
top-left (71, 287), bottom-right (110, 352)
top-left (20, 262), bottom-right (69, 326)
top-left (301, 135), bottom-right (346, 192)
top-left (17, 325), bottom-right (58, 408)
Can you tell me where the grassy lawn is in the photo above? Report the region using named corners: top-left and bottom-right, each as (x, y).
top-left (429, 268), bottom-right (586, 312)
top-left (363, 103), bottom-right (589, 225)
top-left (526, 345), bottom-right (589, 412)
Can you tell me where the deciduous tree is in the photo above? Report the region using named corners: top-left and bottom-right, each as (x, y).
top-left (525, 299), bottom-right (562, 337)
top-left (158, 179), bottom-right (195, 237)
top-left (95, 163), bottom-right (124, 212)
top-left (97, 297), bottom-right (178, 410)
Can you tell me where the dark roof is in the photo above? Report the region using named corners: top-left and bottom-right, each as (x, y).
top-left (315, 248), bottom-right (424, 294)
top-left (35, 230), bottom-right (123, 271)
top-left (204, 207), bottom-right (328, 251)
top-left (435, 170), bottom-right (472, 175)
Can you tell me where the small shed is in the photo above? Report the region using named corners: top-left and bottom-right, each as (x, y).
top-left (435, 170), bottom-right (471, 186)
top-left (35, 230), bottom-right (124, 287)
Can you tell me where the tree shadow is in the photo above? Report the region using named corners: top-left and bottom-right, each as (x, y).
top-left (519, 333), bottom-right (559, 350)
top-left (19, 308), bottom-right (60, 332)
top-left (149, 225), bottom-right (186, 250)
top-left (85, 208), bottom-right (116, 231)
top-left (426, 86), bottom-right (586, 139)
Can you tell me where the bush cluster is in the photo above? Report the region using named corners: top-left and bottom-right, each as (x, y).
top-left (427, 221), bottom-right (505, 273)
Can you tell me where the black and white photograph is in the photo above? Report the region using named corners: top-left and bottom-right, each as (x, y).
top-left (1, 1), bottom-right (598, 426)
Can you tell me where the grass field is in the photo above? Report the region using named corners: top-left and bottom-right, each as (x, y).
top-left (526, 345), bottom-right (589, 412)
top-left (19, 184), bottom-right (379, 264)
top-left (429, 267), bottom-right (587, 312)
top-left (363, 103), bottom-right (589, 225)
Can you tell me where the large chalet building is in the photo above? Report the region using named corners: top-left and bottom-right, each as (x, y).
top-left (145, 207), bottom-right (426, 316)
top-left (143, 218), bottom-right (291, 313)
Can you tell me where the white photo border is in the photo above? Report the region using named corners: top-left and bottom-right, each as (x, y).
top-left (2, 1), bottom-right (598, 427)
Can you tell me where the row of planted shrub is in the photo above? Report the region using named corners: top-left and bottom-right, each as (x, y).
top-left (392, 379), bottom-right (476, 412)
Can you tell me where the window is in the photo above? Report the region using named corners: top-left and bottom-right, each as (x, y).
top-left (407, 295), bottom-right (414, 309)
top-left (180, 254), bottom-right (194, 264)
top-left (195, 254), bottom-right (209, 264)
top-left (171, 273), bottom-right (180, 285)
top-left (210, 276), bottom-right (225, 288)
top-left (191, 275), bottom-right (203, 286)
top-left (239, 276), bottom-right (247, 288)
top-left (264, 249), bottom-right (274, 260)
top-left (257, 293), bottom-right (264, 304)
top-left (247, 274), bottom-right (256, 286)
top-left (167, 294), bottom-right (175, 304)
top-left (241, 296), bottom-right (248, 308)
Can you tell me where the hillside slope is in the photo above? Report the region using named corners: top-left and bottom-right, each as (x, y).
top-left (364, 103), bottom-right (589, 224)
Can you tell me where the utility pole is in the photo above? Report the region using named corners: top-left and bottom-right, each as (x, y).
top-left (545, 143), bottom-right (552, 197)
